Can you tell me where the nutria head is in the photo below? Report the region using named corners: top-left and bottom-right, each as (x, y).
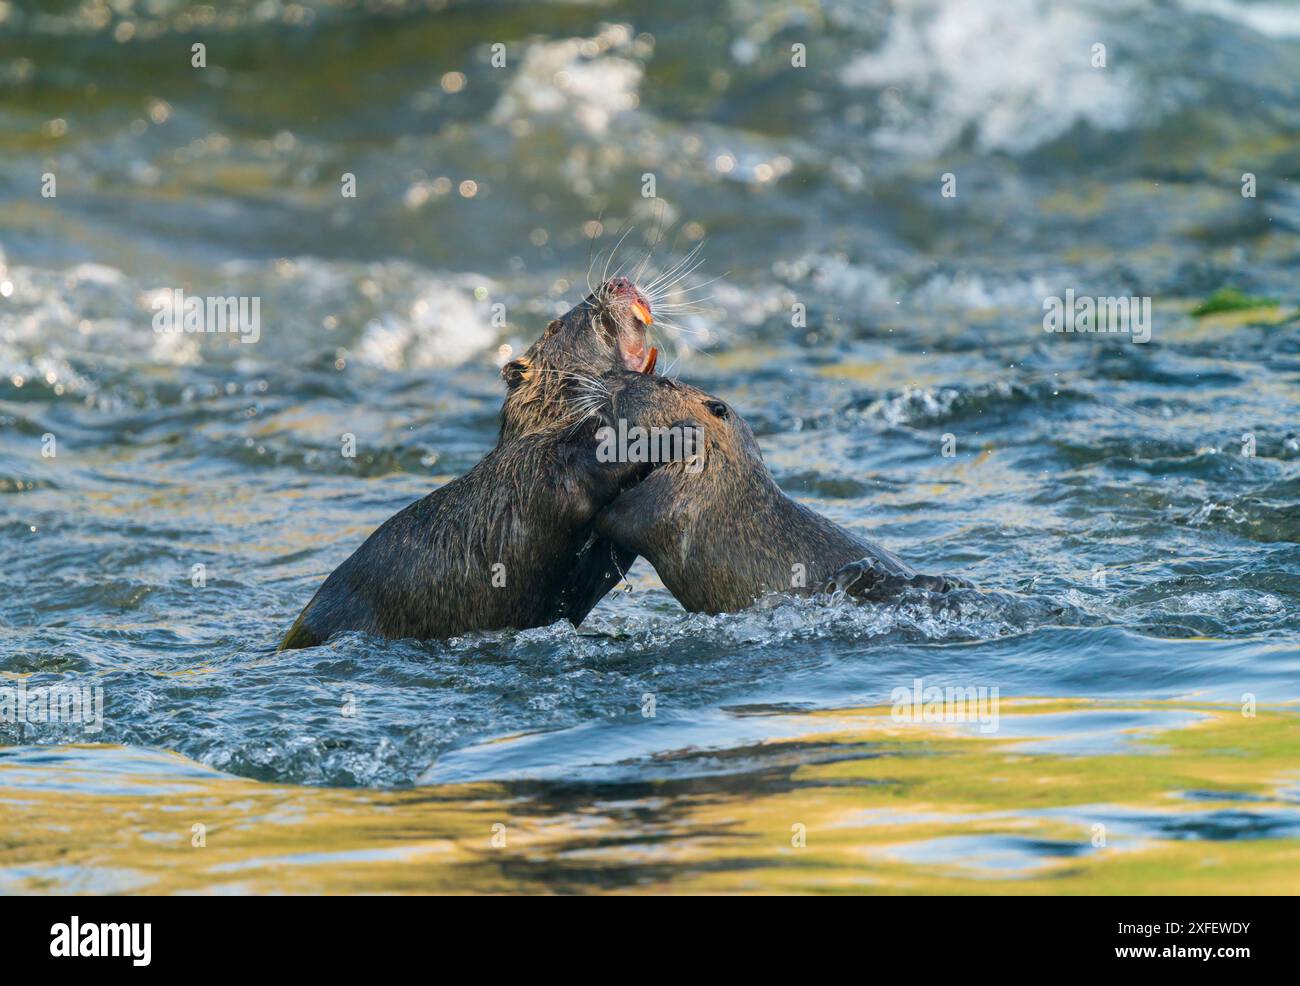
top-left (599, 371), bottom-right (766, 486)
top-left (500, 277), bottom-right (657, 441)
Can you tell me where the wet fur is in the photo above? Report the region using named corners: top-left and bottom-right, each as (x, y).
top-left (486, 282), bottom-right (646, 624)
top-left (594, 376), bottom-right (927, 614)
top-left (501, 289), bottom-right (622, 441)
top-left (280, 419), bottom-right (642, 649)
top-left (280, 284), bottom-right (649, 650)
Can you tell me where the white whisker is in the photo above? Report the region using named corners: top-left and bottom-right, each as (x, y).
top-left (602, 223), bottom-right (636, 285)
top-left (643, 243), bottom-right (704, 294)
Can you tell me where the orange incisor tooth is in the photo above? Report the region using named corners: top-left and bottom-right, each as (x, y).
top-left (630, 301), bottom-right (653, 325)
top-left (641, 347), bottom-right (659, 374)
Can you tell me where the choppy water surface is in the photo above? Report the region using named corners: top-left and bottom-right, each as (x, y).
top-left (2, 0), bottom-right (1299, 893)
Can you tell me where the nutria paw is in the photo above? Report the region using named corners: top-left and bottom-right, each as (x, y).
top-left (826, 558), bottom-right (972, 600)
top-left (825, 556), bottom-right (905, 600)
top-left (907, 573), bottom-right (976, 593)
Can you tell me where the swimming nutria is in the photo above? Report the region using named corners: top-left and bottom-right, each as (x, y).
top-left (279, 369), bottom-right (665, 649)
top-left (593, 375), bottom-right (971, 613)
top-left (279, 278), bottom-right (661, 649)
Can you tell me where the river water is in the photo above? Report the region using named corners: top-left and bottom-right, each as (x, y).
top-left (1, 0), bottom-right (1298, 893)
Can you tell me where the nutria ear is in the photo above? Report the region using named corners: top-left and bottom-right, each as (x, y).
top-left (542, 319), bottom-right (563, 339)
top-left (501, 359), bottom-right (529, 387)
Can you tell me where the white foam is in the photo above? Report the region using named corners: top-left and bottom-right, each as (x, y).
top-left (1180, 0), bottom-right (1300, 38)
top-left (772, 253), bottom-right (895, 308)
top-left (491, 35), bottom-right (642, 137)
top-left (912, 271), bottom-right (1056, 311)
top-left (356, 280), bottom-right (498, 371)
top-left (841, 0), bottom-right (1140, 155)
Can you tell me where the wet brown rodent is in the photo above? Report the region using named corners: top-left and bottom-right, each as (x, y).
top-left (593, 375), bottom-right (971, 613)
top-left (279, 369), bottom-right (660, 649)
top-left (279, 278), bottom-right (660, 649)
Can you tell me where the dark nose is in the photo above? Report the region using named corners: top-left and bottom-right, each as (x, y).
top-left (607, 276), bottom-right (633, 296)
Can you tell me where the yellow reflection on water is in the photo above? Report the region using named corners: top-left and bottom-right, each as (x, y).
top-left (2, 699), bottom-right (1297, 894)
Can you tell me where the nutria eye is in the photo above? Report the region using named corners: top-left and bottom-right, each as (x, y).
top-left (502, 360), bottom-right (528, 387)
top-left (706, 401), bottom-right (728, 419)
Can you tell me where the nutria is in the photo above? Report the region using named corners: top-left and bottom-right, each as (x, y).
top-left (279, 278), bottom-right (662, 649)
top-left (279, 369), bottom-right (667, 649)
top-left (593, 375), bottom-right (971, 613)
